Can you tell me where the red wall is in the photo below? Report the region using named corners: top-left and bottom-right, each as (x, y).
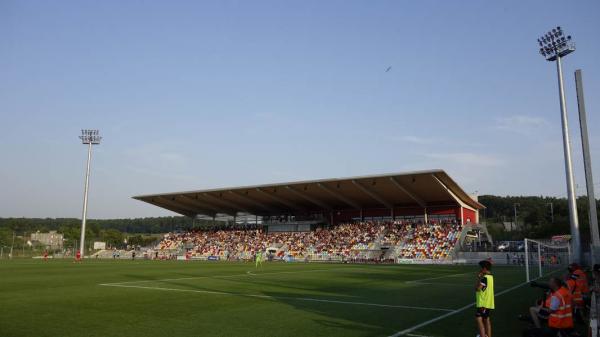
top-left (462, 207), bottom-right (476, 224)
top-left (428, 207), bottom-right (458, 215)
top-left (329, 206), bottom-right (463, 225)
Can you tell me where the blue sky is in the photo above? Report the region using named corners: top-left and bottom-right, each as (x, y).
top-left (1, 0), bottom-right (599, 218)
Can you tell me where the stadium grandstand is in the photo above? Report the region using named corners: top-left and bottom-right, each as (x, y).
top-left (134, 169), bottom-right (483, 225)
top-left (134, 169), bottom-right (490, 263)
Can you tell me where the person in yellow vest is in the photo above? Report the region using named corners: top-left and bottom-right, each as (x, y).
top-left (475, 260), bottom-right (494, 337)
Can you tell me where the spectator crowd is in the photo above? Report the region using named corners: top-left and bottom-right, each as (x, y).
top-left (155, 220), bottom-right (463, 262)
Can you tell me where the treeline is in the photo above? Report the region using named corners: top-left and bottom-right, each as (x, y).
top-left (479, 195), bottom-right (600, 243)
top-left (0, 216), bottom-right (220, 250)
top-left (0, 195), bottom-right (598, 248)
top-left (0, 216), bottom-right (212, 234)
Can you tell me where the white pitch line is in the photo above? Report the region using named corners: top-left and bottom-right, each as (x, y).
top-left (100, 283), bottom-right (454, 312)
top-left (100, 267), bottom-right (354, 286)
top-left (408, 281), bottom-right (472, 287)
top-left (388, 282), bottom-right (525, 337)
top-left (405, 272), bottom-right (470, 284)
top-left (389, 270), bottom-right (562, 337)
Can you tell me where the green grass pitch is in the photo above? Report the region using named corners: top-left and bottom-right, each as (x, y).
top-left (0, 260), bottom-right (543, 337)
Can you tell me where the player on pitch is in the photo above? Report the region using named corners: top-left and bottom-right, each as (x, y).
top-left (255, 250), bottom-right (263, 268)
top-left (475, 259), bottom-right (494, 337)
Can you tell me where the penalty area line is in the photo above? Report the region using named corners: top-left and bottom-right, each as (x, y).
top-left (388, 282), bottom-right (526, 337)
top-left (98, 266), bottom-right (374, 286)
top-left (405, 272), bottom-right (470, 284)
top-left (99, 267), bottom-right (347, 286)
top-left (99, 283), bottom-right (454, 312)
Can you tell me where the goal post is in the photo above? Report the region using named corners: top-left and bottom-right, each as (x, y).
top-left (524, 238), bottom-right (571, 282)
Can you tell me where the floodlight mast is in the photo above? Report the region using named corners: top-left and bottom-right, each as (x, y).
top-left (538, 27), bottom-right (581, 262)
top-left (79, 129), bottom-right (101, 259)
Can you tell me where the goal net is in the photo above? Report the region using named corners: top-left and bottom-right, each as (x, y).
top-left (524, 238), bottom-right (571, 282)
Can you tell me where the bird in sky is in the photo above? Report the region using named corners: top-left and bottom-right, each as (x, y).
top-left (385, 66), bottom-right (392, 72)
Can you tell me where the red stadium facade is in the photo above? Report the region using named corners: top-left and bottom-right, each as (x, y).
top-left (331, 204), bottom-right (478, 226)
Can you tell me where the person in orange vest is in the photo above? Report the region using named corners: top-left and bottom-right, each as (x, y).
top-left (570, 263), bottom-right (590, 295)
top-left (547, 277), bottom-right (574, 336)
top-left (570, 263), bottom-right (589, 320)
top-left (565, 272), bottom-right (584, 306)
top-left (523, 277), bottom-right (574, 337)
top-left (527, 288), bottom-right (551, 329)
top-left (565, 271), bottom-right (585, 324)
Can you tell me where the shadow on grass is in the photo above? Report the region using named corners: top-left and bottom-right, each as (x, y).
top-left (149, 267), bottom-right (468, 336)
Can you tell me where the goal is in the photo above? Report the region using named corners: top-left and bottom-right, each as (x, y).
top-left (524, 238), bottom-right (571, 282)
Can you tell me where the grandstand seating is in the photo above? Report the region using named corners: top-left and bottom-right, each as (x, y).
top-left (154, 220), bottom-right (463, 262)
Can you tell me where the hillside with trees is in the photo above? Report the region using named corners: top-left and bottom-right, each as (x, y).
top-left (0, 195), bottom-right (598, 251)
top-left (479, 195), bottom-right (599, 243)
top-left (0, 216), bottom-right (221, 252)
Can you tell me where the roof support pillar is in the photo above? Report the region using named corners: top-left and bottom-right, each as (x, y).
top-left (317, 183), bottom-right (361, 210)
top-left (430, 174), bottom-right (476, 212)
top-left (178, 195), bottom-right (223, 215)
top-left (389, 177), bottom-right (426, 208)
top-left (202, 193), bottom-right (246, 214)
top-left (230, 191), bottom-right (278, 214)
top-left (153, 197), bottom-right (197, 218)
top-left (255, 188), bottom-right (304, 211)
top-left (285, 186), bottom-right (331, 210)
top-left (351, 180), bottom-right (393, 209)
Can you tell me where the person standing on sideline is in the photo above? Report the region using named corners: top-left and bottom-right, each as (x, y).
top-left (475, 260), bottom-right (495, 337)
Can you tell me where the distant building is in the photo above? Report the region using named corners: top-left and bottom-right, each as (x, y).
top-left (30, 231), bottom-right (63, 249)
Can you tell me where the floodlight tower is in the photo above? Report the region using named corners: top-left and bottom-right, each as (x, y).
top-left (537, 27), bottom-right (581, 262)
top-left (79, 129), bottom-right (101, 259)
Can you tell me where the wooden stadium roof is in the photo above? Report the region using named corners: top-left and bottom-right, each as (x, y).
top-left (133, 169), bottom-right (484, 218)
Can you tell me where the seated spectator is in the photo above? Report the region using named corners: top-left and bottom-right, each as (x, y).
top-left (522, 277), bottom-right (574, 337)
top-left (155, 220), bottom-right (463, 262)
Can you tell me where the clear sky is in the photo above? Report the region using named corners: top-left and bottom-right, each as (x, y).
top-left (1, 0), bottom-right (599, 219)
